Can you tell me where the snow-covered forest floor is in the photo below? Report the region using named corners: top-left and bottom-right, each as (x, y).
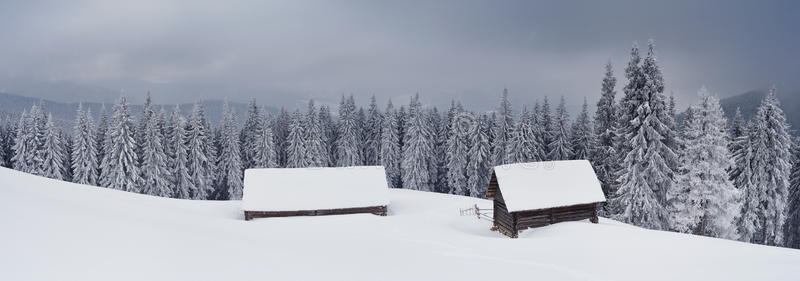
top-left (2, 166), bottom-right (799, 281)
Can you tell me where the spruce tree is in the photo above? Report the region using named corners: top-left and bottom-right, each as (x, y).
top-left (467, 114), bottom-right (493, 197)
top-left (71, 104), bottom-right (99, 185)
top-left (319, 105), bottom-right (336, 166)
top-left (364, 95), bottom-right (383, 165)
top-left (274, 108), bottom-right (291, 167)
top-left (216, 102), bottom-right (244, 200)
top-left (252, 112), bottom-right (278, 168)
top-left (12, 110), bottom-right (37, 173)
top-left (95, 104), bottom-right (109, 172)
top-left (610, 41), bottom-right (677, 230)
top-left (592, 62), bottom-right (619, 202)
top-left (304, 100), bottom-right (327, 167)
top-left (169, 106), bottom-right (193, 199)
top-left (380, 100), bottom-right (402, 188)
top-left (445, 112), bottom-right (474, 195)
top-left (547, 96), bottom-right (573, 160)
top-left (40, 114), bottom-right (65, 180)
top-left (784, 141), bottom-right (800, 248)
top-left (506, 106), bottom-right (543, 163)
top-left (428, 107), bottom-right (446, 193)
top-left (668, 87), bottom-right (739, 238)
top-left (540, 96), bottom-right (554, 157)
top-left (139, 101), bottom-right (172, 197)
top-left (491, 88), bottom-right (514, 165)
top-left (185, 102), bottom-right (215, 199)
top-left (100, 96), bottom-right (142, 192)
top-left (571, 98), bottom-right (593, 160)
top-left (737, 88), bottom-right (792, 245)
top-left (336, 95), bottom-right (362, 166)
top-left (401, 94), bottom-right (432, 191)
top-left (240, 99), bottom-right (262, 169)
top-left (286, 109), bottom-right (309, 168)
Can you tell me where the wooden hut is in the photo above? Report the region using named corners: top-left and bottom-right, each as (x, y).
top-left (486, 160), bottom-right (606, 238)
top-left (243, 166), bottom-right (390, 220)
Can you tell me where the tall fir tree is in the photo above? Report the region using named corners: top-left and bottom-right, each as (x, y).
top-left (274, 108), bottom-right (291, 167)
top-left (40, 114), bottom-right (65, 180)
top-left (784, 139), bottom-right (800, 248)
top-left (547, 96), bottom-right (573, 160)
top-left (240, 99), bottom-right (262, 169)
top-left (467, 114), bottom-right (493, 197)
top-left (539, 96), bottom-right (554, 157)
top-left (364, 95), bottom-right (383, 165)
top-left (216, 102), bottom-right (244, 200)
top-left (95, 104), bottom-right (109, 173)
top-left (736, 88), bottom-right (792, 245)
top-left (71, 104), bottom-right (99, 185)
top-left (100, 96), bottom-right (142, 192)
top-left (319, 105), bottom-right (336, 166)
top-left (286, 109), bottom-right (309, 168)
top-left (252, 112), bottom-right (278, 168)
top-left (169, 105), bottom-right (193, 199)
top-left (135, 92), bottom-right (154, 166)
top-left (491, 88), bottom-right (514, 165)
top-left (592, 62), bottom-right (619, 203)
top-left (185, 102), bottom-right (215, 199)
top-left (506, 106), bottom-right (544, 163)
top-left (12, 110), bottom-right (38, 173)
top-left (570, 98), bottom-right (593, 160)
top-left (401, 94), bottom-right (432, 191)
top-left (427, 108), bottom-right (445, 193)
top-left (668, 87), bottom-right (739, 238)
top-left (380, 100), bottom-right (402, 188)
top-left (445, 112), bottom-right (474, 195)
top-left (336, 95), bottom-right (362, 166)
top-left (610, 40), bottom-right (677, 230)
top-left (139, 101), bottom-right (172, 197)
top-left (304, 100), bottom-right (327, 167)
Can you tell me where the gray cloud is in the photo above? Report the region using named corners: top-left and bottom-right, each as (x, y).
top-left (0, 0), bottom-right (797, 111)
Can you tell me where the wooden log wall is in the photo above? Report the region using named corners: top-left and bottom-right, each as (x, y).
top-left (244, 205), bottom-right (388, 220)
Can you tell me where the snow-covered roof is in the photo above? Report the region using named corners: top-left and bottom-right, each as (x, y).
top-left (493, 160), bottom-right (605, 213)
top-left (242, 166), bottom-right (390, 212)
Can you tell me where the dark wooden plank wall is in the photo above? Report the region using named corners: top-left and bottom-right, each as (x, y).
top-left (244, 205), bottom-right (387, 220)
top-left (486, 172), bottom-right (499, 198)
top-left (513, 203), bottom-right (599, 233)
top-left (492, 188), bottom-right (517, 237)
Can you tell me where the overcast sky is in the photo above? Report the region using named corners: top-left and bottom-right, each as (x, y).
top-left (0, 0), bottom-right (797, 111)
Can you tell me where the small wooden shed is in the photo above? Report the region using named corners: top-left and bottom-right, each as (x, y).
top-left (242, 166), bottom-right (390, 220)
top-left (486, 160), bottom-right (606, 238)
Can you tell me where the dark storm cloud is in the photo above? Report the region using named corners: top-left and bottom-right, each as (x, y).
top-left (0, 0), bottom-right (797, 110)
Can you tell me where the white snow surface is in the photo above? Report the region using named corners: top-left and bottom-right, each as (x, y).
top-left (242, 166), bottom-right (389, 211)
top-left (1, 166), bottom-right (799, 281)
top-left (494, 160), bottom-right (606, 212)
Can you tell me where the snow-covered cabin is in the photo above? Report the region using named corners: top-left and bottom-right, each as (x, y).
top-left (242, 166), bottom-right (390, 220)
top-left (486, 160), bottom-right (606, 238)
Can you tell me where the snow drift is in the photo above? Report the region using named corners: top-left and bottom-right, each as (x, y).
top-left (1, 167), bottom-right (798, 281)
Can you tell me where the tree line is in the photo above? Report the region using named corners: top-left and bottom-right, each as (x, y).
top-left (0, 39), bottom-right (798, 248)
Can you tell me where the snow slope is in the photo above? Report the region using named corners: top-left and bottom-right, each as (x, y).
top-left (1, 167), bottom-right (798, 281)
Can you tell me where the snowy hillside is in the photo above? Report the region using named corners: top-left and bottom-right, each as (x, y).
top-left (1, 167), bottom-right (798, 281)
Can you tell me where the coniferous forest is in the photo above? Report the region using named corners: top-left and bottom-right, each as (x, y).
top-left (1, 40), bottom-right (799, 249)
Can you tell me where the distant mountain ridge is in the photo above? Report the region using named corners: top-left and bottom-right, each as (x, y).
top-left (718, 89), bottom-right (799, 134)
top-left (0, 92), bottom-right (280, 128)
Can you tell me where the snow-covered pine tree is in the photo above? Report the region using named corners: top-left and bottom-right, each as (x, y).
top-left (71, 104), bottom-right (99, 185)
top-left (506, 106), bottom-right (543, 163)
top-left (135, 92), bottom-right (154, 166)
top-left (40, 114), bottom-right (65, 180)
top-left (364, 95), bottom-right (383, 165)
top-left (252, 112), bottom-right (278, 168)
top-left (380, 100), bottom-right (402, 188)
top-left (592, 62), bottom-right (619, 202)
top-left (427, 107), bottom-right (449, 193)
top-left (571, 98), bottom-right (593, 160)
top-left (336, 95), bottom-right (362, 166)
top-left (356, 105), bottom-right (367, 163)
top-left (240, 99), bottom-right (262, 169)
top-left (304, 100), bottom-right (327, 167)
top-left (100, 96), bottom-right (142, 192)
top-left (467, 114), bottom-right (493, 198)
top-left (547, 96), bottom-right (573, 160)
top-left (168, 105), bottom-right (193, 199)
top-left (274, 108), bottom-right (290, 167)
top-left (539, 96), bottom-right (554, 158)
top-left (446, 112), bottom-right (474, 195)
top-left (95, 104), bottom-right (109, 171)
top-left (784, 140), bottom-right (800, 249)
top-left (491, 88), bottom-right (514, 165)
top-left (401, 94), bottom-right (432, 191)
top-left (185, 102), bottom-right (215, 199)
top-left (319, 105), bottom-right (336, 166)
top-left (61, 131), bottom-right (73, 182)
top-left (727, 108), bottom-right (748, 176)
top-left (668, 87), bottom-right (739, 238)
top-left (11, 110), bottom-right (37, 173)
top-left (139, 101), bottom-right (172, 197)
top-left (285, 109), bottom-right (309, 168)
top-left (737, 88), bottom-right (792, 245)
top-left (0, 121), bottom-right (5, 168)
top-left (610, 41), bottom-right (677, 230)
top-left (216, 102), bottom-right (244, 200)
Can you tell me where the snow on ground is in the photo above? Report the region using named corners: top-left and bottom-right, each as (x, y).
top-left (1, 167), bottom-right (799, 281)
